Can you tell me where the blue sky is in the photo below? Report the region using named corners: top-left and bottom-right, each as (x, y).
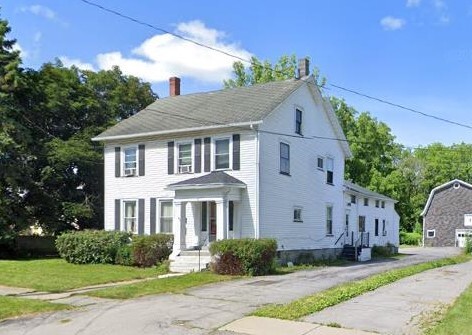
top-left (2, 0), bottom-right (472, 147)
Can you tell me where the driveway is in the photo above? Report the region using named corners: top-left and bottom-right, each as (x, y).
top-left (0, 247), bottom-right (462, 335)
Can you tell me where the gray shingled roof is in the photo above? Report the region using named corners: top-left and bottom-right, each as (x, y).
top-left (168, 171), bottom-right (246, 190)
top-left (344, 180), bottom-right (397, 202)
top-left (93, 79), bottom-right (304, 141)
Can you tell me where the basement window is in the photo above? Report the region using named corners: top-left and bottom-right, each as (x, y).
top-left (427, 229), bottom-right (436, 238)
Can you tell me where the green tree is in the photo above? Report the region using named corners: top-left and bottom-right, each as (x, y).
top-left (0, 15), bottom-right (33, 244)
top-left (223, 55), bottom-right (325, 88)
top-left (18, 62), bottom-right (157, 233)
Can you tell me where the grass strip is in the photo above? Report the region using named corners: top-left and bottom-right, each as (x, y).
top-left (86, 272), bottom-right (235, 299)
top-left (253, 255), bottom-right (471, 320)
top-left (0, 296), bottom-right (71, 321)
top-left (425, 281), bottom-right (472, 335)
top-left (0, 259), bottom-right (167, 292)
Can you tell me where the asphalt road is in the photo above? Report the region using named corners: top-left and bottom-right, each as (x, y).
top-left (0, 247), bottom-right (462, 335)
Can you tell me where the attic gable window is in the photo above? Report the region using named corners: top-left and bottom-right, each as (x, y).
top-left (280, 142), bottom-right (290, 175)
top-left (295, 109), bottom-right (303, 135)
top-left (124, 147), bottom-right (137, 176)
top-left (326, 158), bottom-right (334, 184)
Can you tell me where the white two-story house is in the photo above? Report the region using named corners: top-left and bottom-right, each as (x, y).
top-left (93, 60), bottom-right (398, 270)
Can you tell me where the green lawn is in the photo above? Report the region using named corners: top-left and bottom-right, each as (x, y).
top-left (87, 272), bottom-right (235, 299)
top-left (253, 255), bottom-right (471, 320)
top-left (0, 259), bottom-right (167, 292)
top-left (425, 282), bottom-right (472, 335)
top-left (0, 296), bottom-right (71, 320)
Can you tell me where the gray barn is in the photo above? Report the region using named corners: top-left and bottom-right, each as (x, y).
top-left (421, 179), bottom-right (472, 247)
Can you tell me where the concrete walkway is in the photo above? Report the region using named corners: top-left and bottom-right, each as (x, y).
top-left (0, 247), bottom-right (464, 335)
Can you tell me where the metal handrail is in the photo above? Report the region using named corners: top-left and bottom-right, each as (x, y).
top-left (334, 232), bottom-right (344, 246)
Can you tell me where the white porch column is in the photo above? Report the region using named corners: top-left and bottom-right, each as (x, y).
top-left (216, 199), bottom-right (228, 241)
top-left (170, 201), bottom-right (186, 259)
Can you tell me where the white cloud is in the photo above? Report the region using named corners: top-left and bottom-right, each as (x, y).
top-left (12, 43), bottom-right (28, 59)
top-left (59, 56), bottom-right (96, 71)
top-left (406, 0), bottom-right (421, 7)
top-left (33, 31), bottom-right (42, 43)
top-left (20, 5), bottom-right (56, 20)
top-left (380, 16), bottom-right (406, 31)
top-left (64, 20), bottom-right (252, 84)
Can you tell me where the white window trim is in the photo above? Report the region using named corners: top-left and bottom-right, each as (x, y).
top-left (381, 201), bottom-right (385, 209)
top-left (212, 137), bottom-right (232, 171)
top-left (175, 141), bottom-right (194, 174)
top-left (295, 107), bottom-right (303, 135)
top-left (293, 206), bottom-right (303, 222)
top-left (158, 199), bottom-right (174, 234)
top-left (280, 141), bottom-right (291, 175)
top-left (317, 156), bottom-right (324, 170)
top-left (350, 195), bottom-right (356, 204)
top-left (326, 204), bottom-right (334, 236)
top-left (426, 229), bottom-right (436, 238)
top-left (122, 146), bottom-right (138, 177)
top-left (375, 200), bottom-right (380, 208)
top-left (326, 157), bottom-right (334, 185)
top-left (364, 198), bottom-right (369, 206)
top-left (374, 218), bottom-right (379, 236)
top-left (382, 219), bottom-right (387, 236)
top-left (122, 199), bottom-right (138, 234)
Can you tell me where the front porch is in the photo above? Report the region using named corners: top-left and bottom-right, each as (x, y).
top-left (167, 172), bottom-right (247, 271)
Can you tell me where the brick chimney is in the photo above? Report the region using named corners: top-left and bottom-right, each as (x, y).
top-left (297, 58), bottom-right (310, 78)
top-left (169, 77), bottom-right (181, 97)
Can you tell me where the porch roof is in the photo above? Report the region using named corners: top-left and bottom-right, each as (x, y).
top-left (167, 171), bottom-right (246, 190)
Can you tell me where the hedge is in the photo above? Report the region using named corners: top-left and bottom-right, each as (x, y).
top-left (400, 231), bottom-right (422, 246)
top-left (131, 234), bottom-right (173, 267)
top-left (209, 238), bottom-right (277, 276)
top-left (56, 230), bottom-right (131, 264)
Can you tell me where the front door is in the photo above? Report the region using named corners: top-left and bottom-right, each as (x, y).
top-left (209, 202), bottom-right (217, 242)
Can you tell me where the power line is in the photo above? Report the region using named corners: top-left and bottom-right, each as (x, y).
top-left (77, 0), bottom-right (472, 133)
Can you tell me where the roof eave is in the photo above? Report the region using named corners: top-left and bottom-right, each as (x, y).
top-left (167, 183), bottom-right (247, 191)
top-left (92, 120), bottom-right (263, 142)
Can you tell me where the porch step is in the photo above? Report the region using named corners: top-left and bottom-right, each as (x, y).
top-left (170, 251), bottom-right (212, 273)
top-left (341, 245), bottom-right (360, 261)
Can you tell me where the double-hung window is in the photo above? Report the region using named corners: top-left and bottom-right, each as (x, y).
top-left (382, 220), bottom-right (387, 236)
top-left (124, 147), bottom-right (137, 176)
top-left (293, 207), bottom-right (302, 222)
top-left (326, 158), bottom-right (334, 184)
top-left (317, 156), bottom-right (324, 170)
top-left (178, 143), bottom-right (192, 173)
top-left (160, 201), bottom-right (173, 233)
top-left (280, 142), bottom-right (290, 175)
top-left (123, 201), bottom-right (137, 233)
top-left (214, 139), bottom-right (230, 170)
top-left (358, 215), bottom-right (366, 232)
top-left (326, 206), bottom-right (333, 235)
top-left (295, 109), bottom-right (302, 135)
top-left (375, 218), bottom-right (379, 236)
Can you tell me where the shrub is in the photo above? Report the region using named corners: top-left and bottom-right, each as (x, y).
top-left (131, 234), bottom-right (173, 267)
top-left (400, 231), bottom-right (422, 246)
top-left (464, 237), bottom-right (472, 255)
top-left (372, 244), bottom-right (395, 257)
top-left (209, 238), bottom-right (277, 276)
top-left (56, 230), bottom-right (131, 264)
top-left (115, 244), bottom-right (134, 266)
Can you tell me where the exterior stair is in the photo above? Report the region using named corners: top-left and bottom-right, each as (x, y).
top-left (341, 245), bottom-right (360, 261)
top-left (170, 250), bottom-right (212, 273)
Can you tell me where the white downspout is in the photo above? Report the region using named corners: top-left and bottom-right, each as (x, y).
top-left (255, 126), bottom-right (260, 239)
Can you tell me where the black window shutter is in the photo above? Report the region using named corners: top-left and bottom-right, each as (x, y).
top-left (115, 147), bottom-right (121, 177)
top-left (194, 139), bottom-right (202, 173)
top-left (168, 141), bottom-right (174, 174)
top-left (232, 134), bottom-right (240, 170)
top-left (150, 198), bottom-right (156, 234)
top-left (114, 199), bottom-right (121, 231)
top-left (138, 199), bottom-right (145, 235)
top-left (138, 144), bottom-right (145, 176)
top-left (204, 137), bottom-right (211, 172)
